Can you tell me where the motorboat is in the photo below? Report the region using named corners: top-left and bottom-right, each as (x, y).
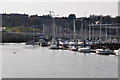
top-left (96, 49), bottom-right (113, 55)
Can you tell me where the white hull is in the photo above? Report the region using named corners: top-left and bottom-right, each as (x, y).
top-left (78, 47), bottom-right (90, 53)
top-left (69, 46), bottom-right (78, 51)
top-left (96, 49), bottom-right (112, 54)
top-left (68, 41), bottom-right (78, 51)
top-left (114, 49), bottom-right (120, 55)
top-left (49, 44), bottom-right (59, 49)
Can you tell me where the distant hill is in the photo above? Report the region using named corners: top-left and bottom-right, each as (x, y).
top-left (1, 13), bottom-right (120, 31)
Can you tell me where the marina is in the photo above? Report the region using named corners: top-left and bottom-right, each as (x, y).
top-left (1, 2), bottom-right (120, 79)
top-left (24, 12), bottom-right (120, 55)
top-left (26, 39), bottom-right (120, 55)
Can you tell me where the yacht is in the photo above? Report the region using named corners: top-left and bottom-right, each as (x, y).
top-left (114, 49), bottom-right (120, 56)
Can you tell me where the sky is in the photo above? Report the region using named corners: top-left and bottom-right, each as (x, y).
top-left (0, 0), bottom-right (119, 17)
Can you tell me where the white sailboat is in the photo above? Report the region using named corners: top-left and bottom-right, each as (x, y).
top-left (95, 17), bottom-right (112, 54)
top-left (68, 18), bottom-right (78, 51)
top-left (78, 19), bottom-right (90, 53)
top-left (68, 41), bottom-right (78, 51)
top-left (77, 40), bottom-right (90, 53)
top-left (114, 49), bottom-right (120, 56)
top-left (49, 39), bottom-right (59, 49)
top-left (49, 11), bottom-right (59, 49)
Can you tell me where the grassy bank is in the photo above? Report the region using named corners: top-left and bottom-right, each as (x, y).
top-left (3, 26), bottom-right (42, 33)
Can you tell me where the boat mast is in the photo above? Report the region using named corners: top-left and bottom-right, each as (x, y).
top-left (89, 22), bottom-right (91, 40)
top-left (92, 23), bottom-right (94, 41)
top-left (100, 16), bottom-right (102, 42)
top-left (81, 19), bottom-right (83, 39)
top-left (49, 11), bottom-right (56, 40)
top-left (105, 24), bottom-right (108, 42)
top-left (33, 25), bottom-right (35, 42)
top-left (43, 23), bottom-right (45, 37)
top-left (53, 14), bottom-right (56, 40)
top-left (117, 24), bottom-right (119, 42)
top-left (73, 18), bottom-right (76, 40)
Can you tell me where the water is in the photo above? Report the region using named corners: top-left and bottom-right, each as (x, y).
top-left (1, 43), bottom-right (118, 78)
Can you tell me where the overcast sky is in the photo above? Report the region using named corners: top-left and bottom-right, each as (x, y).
top-left (0, 0), bottom-right (119, 17)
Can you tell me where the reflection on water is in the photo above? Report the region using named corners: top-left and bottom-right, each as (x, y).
top-left (2, 43), bottom-right (118, 78)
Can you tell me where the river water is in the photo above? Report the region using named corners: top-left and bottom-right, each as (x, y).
top-left (1, 43), bottom-right (118, 78)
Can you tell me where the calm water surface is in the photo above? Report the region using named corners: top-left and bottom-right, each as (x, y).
top-left (2, 43), bottom-right (118, 78)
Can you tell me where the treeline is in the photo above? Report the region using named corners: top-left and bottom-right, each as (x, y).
top-left (1, 13), bottom-right (120, 30)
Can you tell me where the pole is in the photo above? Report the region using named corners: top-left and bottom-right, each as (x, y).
top-left (117, 24), bottom-right (119, 40)
top-left (105, 24), bottom-right (108, 42)
top-left (53, 16), bottom-right (56, 39)
top-left (100, 16), bottom-right (102, 41)
top-left (89, 22), bottom-right (91, 40)
top-left (33, 25), bottom-right (35, 43)
top-left (92, 23), bottom-right (95, 40)
top-left (49, 11), bottom-right (56, 40)
top-left (43, 24), bottom-right (45, 36)
top-left (73, 18), bottom-right (76, 40)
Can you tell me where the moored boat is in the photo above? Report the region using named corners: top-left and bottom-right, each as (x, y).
top-left (39, 39), bottom-right (49, 47)
top-left (68, 41), bottom-right (78, 51)
top-left (96, 49), bottom-right (113, 55)
top-left (114, 48), bottom-right (120, 55)
top-left (49, 39), bottom-right (59, 49)
top-left (78, 47), bottom-right (90, 53)
top-left (77, 41), bottom-right (90, 53)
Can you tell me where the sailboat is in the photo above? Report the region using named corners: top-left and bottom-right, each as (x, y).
top-left (68, 41), bottom-right (78, 51)
top-left (68, 18), bottom-right (78, 51)
top-left (49, 39), bottom-right (59, 49)
top-left (95, 17), bottom-right (112, 55)
top-left (113, 26), bottom-right (120, 55)
top-left (114, 48), bottom-right (120, 55)
top-left (78, 40), bottom-right (90, 53)
top-left (49, 11), bottom-right (59, 49)
top-left (78, 18), bottom-right (90, 53)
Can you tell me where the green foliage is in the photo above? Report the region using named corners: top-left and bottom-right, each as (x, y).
top-left (3, 26), bottom-right (42, 33)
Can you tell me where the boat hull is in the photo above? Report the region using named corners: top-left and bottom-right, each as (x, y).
top-left (78, 48), bottom-right (90, 53)
top-left (114, 49), bottom-right (120, 55)
top-left (96, 49), bottom-right (113, 55)
top-left (49, 45), bottom-right (59, 49)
